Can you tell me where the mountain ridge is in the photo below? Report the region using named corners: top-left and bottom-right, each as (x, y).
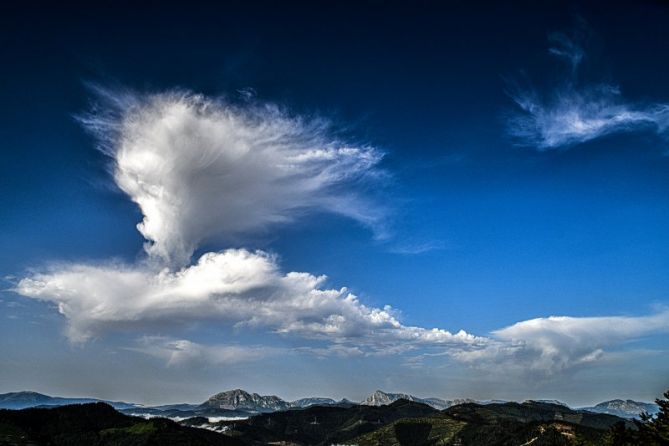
top-left (361, 389), bottom-right (476, 410)
top-left (0, 391), bottom-right (139, 410)
top-left (0, 396), bottom-right (644, 445)
top-left (1, 389), bottom-right (659, 420)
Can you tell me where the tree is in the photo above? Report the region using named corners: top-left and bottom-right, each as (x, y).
top-left (637, 390), bottom-right (669, 445)
top-left (610, 390), bottom-right (669, 446)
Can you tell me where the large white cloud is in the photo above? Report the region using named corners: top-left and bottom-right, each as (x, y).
top-left (16, 250), bottom-right (669, 374)
top-left (18, 247), bottom-right (669, 375)
top-left (81, 89), bottom-right (385, 266)
top-left (507, 30), bottom-right (669, 150)
top-left (16, 248), bottom-right (483, 350)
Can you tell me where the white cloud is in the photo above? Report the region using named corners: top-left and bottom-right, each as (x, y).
top-left (452, 310), bottom-right (669, 378)
top-left (386, 240), bottom-right (446, 255)
top-left (15, 249), bottom-right (669, 375)
top-left (507, 32), bottom-right (669, 150)
top-left (15, 249), bottom-right (483, 351)
top-left (80, 88), bottom-right (385, 266)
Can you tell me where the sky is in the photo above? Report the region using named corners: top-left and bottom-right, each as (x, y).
top-left (1, 1), bottom-right (669, 407)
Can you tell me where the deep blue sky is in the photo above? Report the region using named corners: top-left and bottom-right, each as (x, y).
top-left (1, 1), bottom-right (668, 405)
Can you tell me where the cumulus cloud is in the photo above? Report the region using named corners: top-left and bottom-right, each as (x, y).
top-left (16, 248), bottom-right (483, 351)
top-left (507, 29), bottom-right (669, 150)
top-left (80, 88), bottom-right (385, 266)
top-left (452, 310), bottom-right (669, 378)
top-left (15, 247), bottom-right (669, 374)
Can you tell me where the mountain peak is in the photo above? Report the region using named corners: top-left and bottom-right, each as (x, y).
top-left (581, 398), bottom-right (660, 419)
top-left (201, 389), bottom-right (290, 412)
top-left (362, 390), bottom-right (414, 406)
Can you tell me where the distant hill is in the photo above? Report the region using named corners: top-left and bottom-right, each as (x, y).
top-left (580, 399), bottom-right (660, 419)
top-left (290, 397), bottom-right (338, 408)
top-left (445, 400), bottom-right (628, 431)
top-left (353, 400), bottom-right (626, 446)
top-left (0, 391), bottom-right (138, 410)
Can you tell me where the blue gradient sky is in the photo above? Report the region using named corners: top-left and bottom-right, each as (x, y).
top-left (1, 1), bottom-right (668, 406)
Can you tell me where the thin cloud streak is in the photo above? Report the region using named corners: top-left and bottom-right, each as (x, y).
top-left (548, 30), bottom-right (585, 72)
top-left (506, 28), bottom-right (669, 150)
top-left (129, 336), bottom-right (284, 367)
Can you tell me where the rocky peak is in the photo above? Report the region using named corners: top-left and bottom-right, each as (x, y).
top-left (201, 389), bottom-right (290, 412)
top-left (362, 390), bottom-right (416, 406)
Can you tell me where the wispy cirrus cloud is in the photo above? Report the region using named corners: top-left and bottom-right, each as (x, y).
top-left (506, 26), bottom-right (669, 150)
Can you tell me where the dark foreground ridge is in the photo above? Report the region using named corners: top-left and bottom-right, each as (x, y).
top-left (0, 403), bottom-right (244, 446)
top-left (0, 398), bottom-right (646, 446)
top-left (216, 399), bottom-right (632, 445)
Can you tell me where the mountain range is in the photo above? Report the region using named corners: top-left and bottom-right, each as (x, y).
top-left (0, 389), bottom-right (658, 420)
top-left (0, 398), bottom-right (635, 445)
